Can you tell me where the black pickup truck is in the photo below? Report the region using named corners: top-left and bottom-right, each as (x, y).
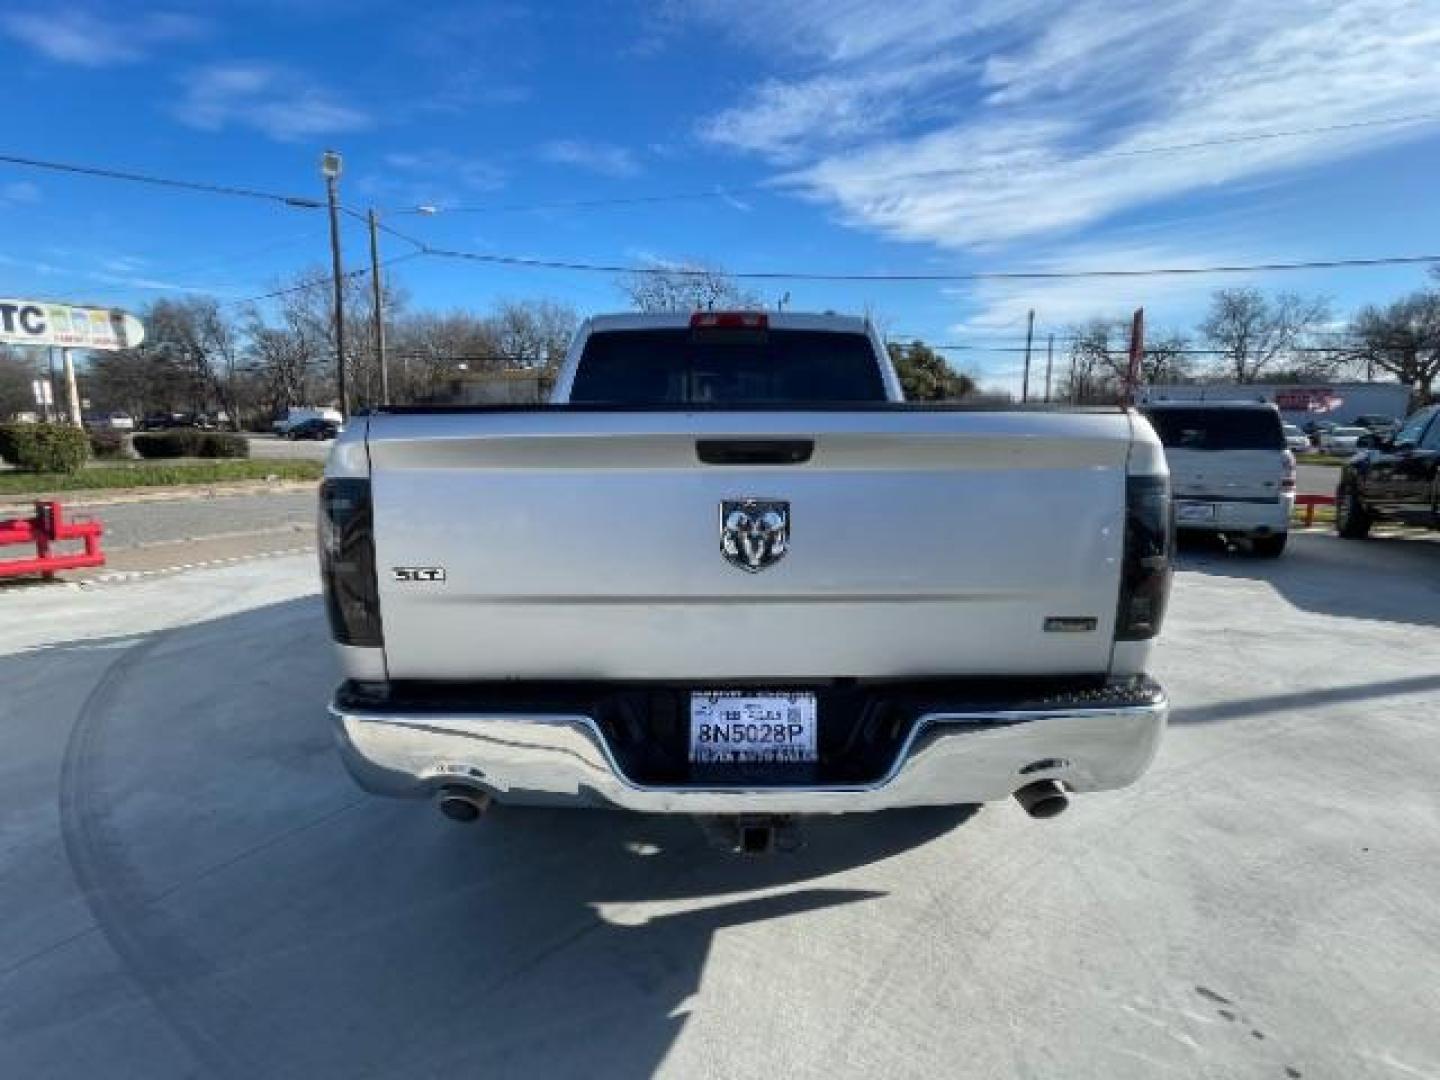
top-left (1335, 404), bottom-right (1440, 537)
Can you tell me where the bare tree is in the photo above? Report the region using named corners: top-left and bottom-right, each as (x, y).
top-left (489, 299), bottom-right (578, 366)
top-left (1200, 288), bottom-right (1331, 383)
top-left (388, 311), bottom-right (502, 402)
top-left (619, 260), bottom-right (761, 312)
top-left (1347, 291), bottom-right (1440, 404)
top-left (1141, 332), bottom-right (1193, 385)
top-left (1056, 319), bottom-right (1192, 402)
top-left (1061, 319), bottom-right (1123, 403)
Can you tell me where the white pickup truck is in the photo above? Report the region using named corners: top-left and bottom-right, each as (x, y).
top-left (320, 312), bottom-right (1172, 844)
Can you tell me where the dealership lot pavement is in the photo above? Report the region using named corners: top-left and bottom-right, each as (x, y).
top-left (1, 533), bottom-right (1437, 1079)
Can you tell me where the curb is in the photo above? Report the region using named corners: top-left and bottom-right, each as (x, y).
top-left (80, 544), bottom-right (316, 586)
top-left (0, 479), bottom-right (317, 515)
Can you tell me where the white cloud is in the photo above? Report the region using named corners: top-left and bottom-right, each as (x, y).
top-left (702, 59), bottom-right (967, 162)
top-left (538, 139), bottom-right (641, 178)
top-left (174, 63), bottom-right (371, 142)
top-left (382, 151), bottom-right (505, 192)
top-left (358, 150), bottom-right (506, 208)
top-left (690, 0), bottom-right (1440, 250)
top-left (0, 181), bottom-right (41, 206)
top-left (1, 9), bottom-right (206, 67)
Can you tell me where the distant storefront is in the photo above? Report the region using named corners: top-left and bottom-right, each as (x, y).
top-left (1141, 382), bottom-right (1413, 426)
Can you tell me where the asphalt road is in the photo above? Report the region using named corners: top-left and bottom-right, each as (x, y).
top-left (1, 533), bottom-right (1437, 1079)
top-left (1297, 460), bottom-right (1340, 497)
top-left (85, 490), bottom-right (315, 551)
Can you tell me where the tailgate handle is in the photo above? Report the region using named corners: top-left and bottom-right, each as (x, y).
top-left (696, 439), bottom-right (814, 466)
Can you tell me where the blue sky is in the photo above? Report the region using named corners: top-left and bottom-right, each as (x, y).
top-left (2, 0), bottom-right (1439, 392)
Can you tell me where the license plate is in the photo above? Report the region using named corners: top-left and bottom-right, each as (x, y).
top-left (1176, 501), bottom-right (1216, 522)
top-left (689, 691), bottom-right (818, 765)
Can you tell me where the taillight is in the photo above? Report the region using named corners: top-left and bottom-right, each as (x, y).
top-left (1281, 452), bottom-right (1296, 491)
top-left (1116, 474), bottom-right (1173, 640)
top-left (690, 311), bottom-right (767, 329)
top-left (319, 477), bottom-right (383, 647)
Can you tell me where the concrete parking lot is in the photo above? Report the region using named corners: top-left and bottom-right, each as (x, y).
top-left (1, 532), bottom-right (1437, 1079)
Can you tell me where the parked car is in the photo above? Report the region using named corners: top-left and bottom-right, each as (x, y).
top-left (286, 417), bottom-right (341, 440)
top-left (1353, 413), bottom-right (1400, 438)
top-left (83, 411), bottom-right (134, 431)
top-left (321, 310), bottom-right (1173, 839)
top-left (1319, 426), bottom-right (1369, 454)
top-left (1282, 423), bottom-right (1310, 453)
top-left (1141, 400), bottom-right (1293, 557)
top-left (275, 406), bottom-right (343, 435)
top-left (1303, 418), bottom-right (1337, 447)
top-left (1336, 404), bottom-right (1440, 537)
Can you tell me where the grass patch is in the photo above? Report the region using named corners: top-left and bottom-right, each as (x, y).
top-left (0, 460), bottom-right (323, 497)
top-left (1296, 455), bottom-right (1350, 467)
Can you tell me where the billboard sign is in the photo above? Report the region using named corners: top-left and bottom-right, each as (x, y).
top-left (0, 299), bottom-right (145, 351)
top-left (1273, 387), bottom-right (1343, 413)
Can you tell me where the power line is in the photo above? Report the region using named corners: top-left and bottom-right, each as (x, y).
top-left (222, 251), bottom-right (425, 307)
top-left (412, 245), bottom-right (1439, 282)
top-left (0, 152), bottom-right (322, 208)
top-left (163, 230), bottom-right (326, 278)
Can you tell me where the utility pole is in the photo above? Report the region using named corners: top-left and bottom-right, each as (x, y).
top-left (1124, 307), bottom-right (1145, 406)
top-left (367, 208), bottom-right (389, 405)
top-left (1020, 308), bottom-right (1035, 403)
top-left (1044, 333), bottom-right (1054, 403)
top-left (321, 150), bottom-right (347, 418)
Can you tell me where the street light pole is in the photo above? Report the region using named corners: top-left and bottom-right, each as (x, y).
top-left (367, 208), bottom-right (389, 405)
top-left (1020, 308), bottom-right (1035, 404)
top-left (321, 150), bottom-right (347, 418)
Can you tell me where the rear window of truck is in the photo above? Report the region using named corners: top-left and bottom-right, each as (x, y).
top-left (569, 329), bottom-right (888, 405)
top-left (1143, 408), bottom-right (1285, 451)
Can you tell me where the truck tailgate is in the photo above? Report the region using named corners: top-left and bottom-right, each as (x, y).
top-left (367, 411), bottom-right (1132, 681)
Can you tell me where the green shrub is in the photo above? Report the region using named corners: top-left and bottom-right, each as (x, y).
top-left (132, 430), bottom-right (250, 459)
top-left (0, 423), bottom-right (91, 473)
top-left (132, 431), bottom-right (199, 458)
top-left (200, 432), bottom-right (249, 458)
top-left (87, 430), bottom-right (127, 459)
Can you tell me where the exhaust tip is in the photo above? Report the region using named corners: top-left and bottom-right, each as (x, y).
top-left (1013, 779), bottom-right (1069, 820)
top-left (438, 786), bottom-right (491, 823)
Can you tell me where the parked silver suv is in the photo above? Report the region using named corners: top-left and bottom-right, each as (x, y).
top-left (1142, 401), bottom-right (1295, 557)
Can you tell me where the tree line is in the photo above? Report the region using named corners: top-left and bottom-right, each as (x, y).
top-left (1058, 274), bottom-right (1440, 405)
top-left (0, 269), bottom-right (580, 427)
top-left (3, 261), bottom-right (1438, 422)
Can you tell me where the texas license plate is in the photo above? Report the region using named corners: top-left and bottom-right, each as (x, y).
top-left (689, 691), bottom-right (818, 765)
top-left (1176, 501), bottom-right (1216, 522)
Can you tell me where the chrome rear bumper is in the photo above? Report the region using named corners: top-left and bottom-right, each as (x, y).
top-left (329, 679), bottom-right (1167, 814)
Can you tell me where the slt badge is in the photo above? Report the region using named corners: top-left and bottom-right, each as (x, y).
top-left (720, 499), bottom-right (790, 572)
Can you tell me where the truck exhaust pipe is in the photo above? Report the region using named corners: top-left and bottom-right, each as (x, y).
top-left (1013, 780), bottom-right (1069, 820)
top-left (438, 786), bottom-right (491, 823)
